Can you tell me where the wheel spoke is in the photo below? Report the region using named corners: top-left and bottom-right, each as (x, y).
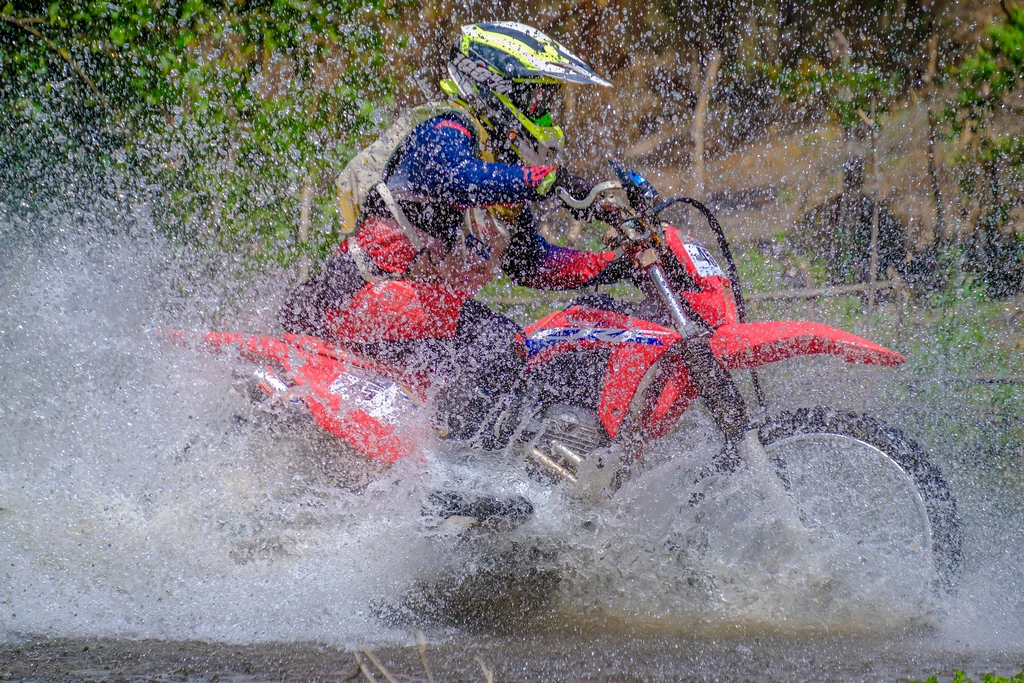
top-left (757, 409), bottom-right (962, 593)
top-left (766, 433), bottom-right (932, 558)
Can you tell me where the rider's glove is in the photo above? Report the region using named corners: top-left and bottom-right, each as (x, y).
top-left (536, 168), bottom-right (593, 201)
top-left (552, 168), bottom-right (595, 202)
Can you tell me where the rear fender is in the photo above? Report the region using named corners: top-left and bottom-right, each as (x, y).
top-left (161, 329), bottom-right (426, 463)
top-left (306, 396), bottom-right (417, 463)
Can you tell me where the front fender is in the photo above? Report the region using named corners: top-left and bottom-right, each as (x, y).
top-left (640, 321), bottom-right (903, 440)
top-left (709, 321), bottom-right (904, 368)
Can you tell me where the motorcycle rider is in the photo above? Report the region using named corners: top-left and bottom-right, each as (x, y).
top-left (280, 22), bottom-right (632, 449)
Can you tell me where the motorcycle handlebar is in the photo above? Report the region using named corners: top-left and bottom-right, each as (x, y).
top-left (555, 181), bottom-right (622, 211)
top-left (554, 177), bottom-right (747, 324)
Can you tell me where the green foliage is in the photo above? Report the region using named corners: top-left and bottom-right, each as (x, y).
top-left (913, 668), bottom-right (1024, 683)
top-left (735, 242), bottom-right (794, 293)
top-left (945, 4), bottom-right (1024, 297)
top-left (0, 0), bottom-right (396, 264)
top-left (950, 5), bottom-right (1024, 135)
top-left (913, 269), bottom-right (1024, 471)
top-left (773, 61), bottom-right (901, 130)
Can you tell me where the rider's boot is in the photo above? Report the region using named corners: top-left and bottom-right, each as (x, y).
top-left (421, 489), bottom-right (534, 532)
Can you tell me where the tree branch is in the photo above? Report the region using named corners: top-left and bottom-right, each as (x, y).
top-left (691, 49), bottom-right (722, 199)
top-left (0, 14), bottom-right (109, 108)
top-left (998, 0), bottom-right (1014, 22)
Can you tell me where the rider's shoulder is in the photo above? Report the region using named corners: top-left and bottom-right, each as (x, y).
top-left (396, 102), bottom-right (475, 136)
top-left (413, 110), bottom-right (477, 141)
top-left (427, 116), bottom-right (474, 138)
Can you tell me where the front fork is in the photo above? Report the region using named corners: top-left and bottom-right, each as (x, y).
top-left (648, 264), bottom-right (791, 504)
top-left (647, 263), bottom-right (749, 446)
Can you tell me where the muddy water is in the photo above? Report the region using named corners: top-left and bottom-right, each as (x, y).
top-left (2, 216), bottom-right (1023, 681)
top-left (2, 633), bottom-right (1023, 682)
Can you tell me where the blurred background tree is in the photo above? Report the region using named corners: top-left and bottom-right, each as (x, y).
top-left (946, 0), bottom-right (1024, 297)
top-left (770, 41), bottom-right (906, 286)
top-left (1, 0), bottom-right (396, 265)
top-left (2, 0), bottom-right (1021, 297)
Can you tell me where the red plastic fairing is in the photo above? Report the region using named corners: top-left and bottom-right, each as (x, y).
top-left (599, 341), bottom-right (669, 438)
top-left (524, 307), bottom-right (679, 437)
top-left (641, 321), bottom-right (904, 438)
top-left (305, 397), bottom-right (414, 464)
top-left (664, 225), bottom-right (738, 329)
top-left (709, 321), bottom-right (905, 369)
top-left (160, 329), bottom-right (426, 463)
top-left (642, 361), bottom-right (700, 440)
top-left (524, 306), bottom-right (678, 367)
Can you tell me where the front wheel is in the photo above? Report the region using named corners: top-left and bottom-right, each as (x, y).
top-left (758, 407), bottom-right (963, 594)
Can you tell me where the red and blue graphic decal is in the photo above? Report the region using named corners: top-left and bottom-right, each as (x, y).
top-left (524, 326), bottom-right (671, 357)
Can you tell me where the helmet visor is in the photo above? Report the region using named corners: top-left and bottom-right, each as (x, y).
top-left (508, 83), bottom-right (561, 122)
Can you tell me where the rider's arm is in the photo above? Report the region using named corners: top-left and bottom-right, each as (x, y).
top-left (392, 116), bottom-right (554, 206)
top-left (503, 208), bottom-right (631, 290)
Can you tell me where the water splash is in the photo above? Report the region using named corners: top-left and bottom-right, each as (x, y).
top-left (1, 209), bottom-right (1021, 649)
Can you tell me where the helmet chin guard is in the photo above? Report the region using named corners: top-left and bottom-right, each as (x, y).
top-left (443, 22), bottom-right (609, 163)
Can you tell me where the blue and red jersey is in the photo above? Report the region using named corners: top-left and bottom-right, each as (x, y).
top-left (350, 114), bottom-right (618, 290)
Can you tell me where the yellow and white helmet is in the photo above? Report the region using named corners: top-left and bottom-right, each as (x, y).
top-left (442, 22), bottom-right (611, 165)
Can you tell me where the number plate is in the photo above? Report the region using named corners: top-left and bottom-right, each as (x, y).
top-left (683, 243), bottom-right (726, 278)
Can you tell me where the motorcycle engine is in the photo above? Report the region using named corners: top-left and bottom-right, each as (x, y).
top-left (523, 404), bottom-right (609, 484)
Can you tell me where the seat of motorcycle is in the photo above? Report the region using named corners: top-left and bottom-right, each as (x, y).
top-left (567, 292), bottom-right (623, 314)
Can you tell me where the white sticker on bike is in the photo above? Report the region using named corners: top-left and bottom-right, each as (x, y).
top-left (684, 243), bottom-right (725, 278)
top-left (329, 373), bottom-right (413, 424)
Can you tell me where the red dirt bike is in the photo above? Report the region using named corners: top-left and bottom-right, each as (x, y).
top-left (166, 161), bottom-right (962, 591)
